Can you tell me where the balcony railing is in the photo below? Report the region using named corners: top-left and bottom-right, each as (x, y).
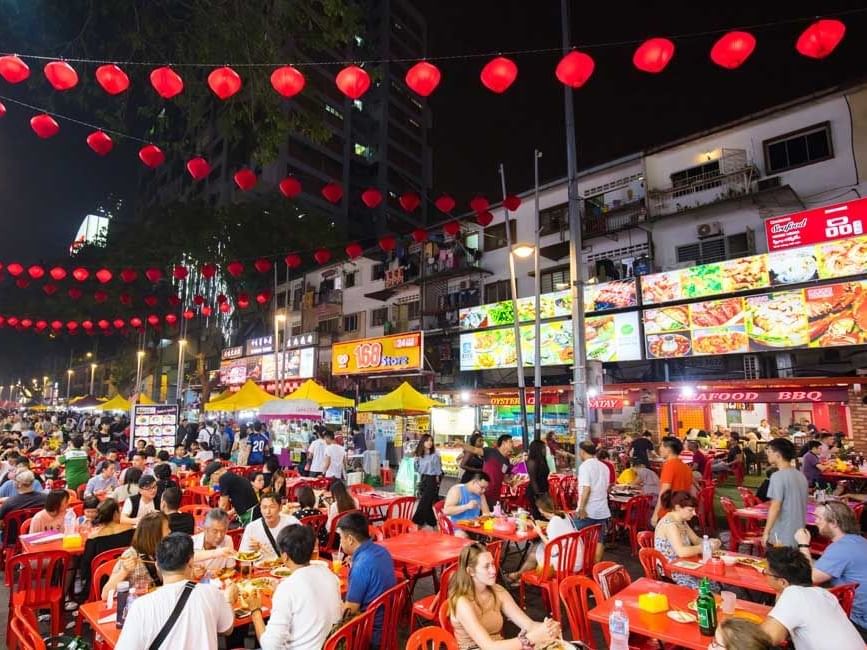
top-left (314, 289), bottom-right (343, 306)
top-left (648, 159), bottom-right (760, 218)
top-left (583, 200), bottom-right (647, 237)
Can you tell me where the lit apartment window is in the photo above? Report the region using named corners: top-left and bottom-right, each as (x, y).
top-left (764, 122), bottom-right (833, 173)
top-left (353, 100), bottom-right (364, 111)
top-left (371, 307), bottom-right (388, 327)
top-left (343, 313), bottom-right (359, 332)
top-left (324, 104), bottom-right (343, 120)
top-left (539, 204), bottom-right (568, 236)
top-left (354, 143), bottom-right (373, 159)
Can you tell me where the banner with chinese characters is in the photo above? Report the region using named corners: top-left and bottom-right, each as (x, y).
top-left (331, 332), bottom-right (423, 375)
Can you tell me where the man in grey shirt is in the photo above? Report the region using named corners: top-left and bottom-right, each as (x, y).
top-left (763, 438), bottom-right (808, 548)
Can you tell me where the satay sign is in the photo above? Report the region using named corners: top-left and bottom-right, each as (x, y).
top-left (659, 388), bottom-right (848, 403)
top-left (765, 197), bottom-right (867, 251)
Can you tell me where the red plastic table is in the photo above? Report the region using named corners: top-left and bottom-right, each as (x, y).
top-left (376, 530), bottom-right (471, 572)
top-left (19, 532), bottom-right (85, 556)
top-left (734, 499), bottom-right (859, 527)
top-left (669, 554), bottom-right (775, 594)
top-left (186, 484), bottom-right (216, 505)
top-left (354, 491), bottom-right (406, 519)
top-left (587, 578), bottom-right (770, 650)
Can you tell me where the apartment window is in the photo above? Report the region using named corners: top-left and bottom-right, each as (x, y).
top-left (324, 104), bottom-right (343, 120)
top-left (764, 122), bottom-right (833, 173)
top-left (391, 300), bottom-right (420, 323)
top-left (371, 307), bottom-right (388, 327)
top-left (670, 161), bottom-right (721, 197)
top-left (344, 271), bottom-right (357, 288)
top-left (484, 220), bottom-right (517, 251)
top-left (485, 280), bottom-right (512, 303)
top-left (371, 263), bottom-right (385, 281)
top-left (541, 268), bottom-right (570, 294)
top-left (343, 313), bottom-right (359, 333)
top-left (317, 317), bottom-right (339, 335)
top-left (354, 143), bottom-right (374, 160)
top-left (291, 325), bottom-right (302, 336)
top-left (539, 204), bottom-right (568, 236)
top-left (676, 232), bottom-right (752, 265)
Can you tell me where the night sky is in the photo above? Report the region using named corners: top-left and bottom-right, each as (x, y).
top-left (0, 0), bottom-right (866, 377)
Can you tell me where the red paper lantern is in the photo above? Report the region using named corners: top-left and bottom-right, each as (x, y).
top-left (15, 278), bottom-right (28, 289)
top-left (207, 66), bottom-right (242, 100)
top-left (503, 195), bottom-right (522, 211)
top-left (138, 145), bottom-right (165, 169)
top-left (26, 265), bottom-right (44, 280)
top-left (255, 291), bottom-right (271, 305)
top-left (633, 38), bottom-right (675, 73)
top-left (313, 249), bottom-right (331, 265)
top-left (253, 258), bottom-right (273, 274)
top-left (412, 228), bottom-right (428, 243)
top-left (113, 319), bottom-right (125, 329)
top-left (119, 268), bottom-right (137, 283)
top-left (237, 293), bottom-right (250, 309)
top-left (130, 317), bottom-right (143, 328)
top-left (95, 64), bottom-right (130, 95)
top-left (216, 294), bottom-right (228, 304)
top-left (42, 283), bottom-right (57, 296)
top-left (321, 182), bottom-right (343, 204)
top-left (710, 31), bottom-right (756, 69)
top-left (201, 306), bottom-right (213, 317)
top-left (555, 50), bottom-right (595, 88)
top-left (66, 321), bottom-right (79, 332)
top-left (219, 303), bottom-right (231, 314)
top-left (49, 266), bottom-right (66, 281)
top-left (143, 295), bottom-right (158, 308)
top-left (7, 317), bottom-right (18, 327)
top-left (379, 235), bottom-right (397, 252)
top-left (480, 57), bottom-right (518, 93)
top-left (86, 131), bottom-right (114, 156)
top-left (435, 195), bottom-right (456, 213)
top-left (469, 195), bottom-right (489, 214)
top-left (150, 66), bottom-right (184, 99)
top-left (443, 221), bottom-right (461, 237)
top-left (186, 157), bottom-right (211, 181)
top-left (95, 268), bottom-right (113, 284)
top-left (345, 243), bottom-right (364, 260)
top-left (30, 114), bottom-right (60, 139)
top-left (335, 65), bottom-right (370, 99)
top-left (399, 192), bottom-right (421, 213)
top-left (477, 211), bottom-right (494, 227)
top-left (97, 319), bottom-right (110, 330)
top-left (405, 61), bottom-right (441, 97)
top-left (144, 268), bottom-right (163, 283)
top-left (19, 318), bottom-right (32, 329)
top-left (72, 267), bottom-right (89, 282)
top-left (0, 102), bottom-right (5, 118)
top-left (270, 65), bottom-right (305, 97)
top-left (94, 290), bottom-right (108, 303)
top-left (182, 310), bottom-right (194, 321)
top-left (81, 320), bottom-right (93, 331)
top-left (44, 61), bottom-right (78, 91)
top-left (147, 314), bottom-right (160, 327)
top-left (119, 292), bottom-right (132, 306)
top-left (6, 263), bottom-right (23, 277)
top-left (797, 19), bottom-right (846, 59)
top-left (193, 294), bottom-right (205, 306)
top-left (201, 263), bottom-right (218, 279)
top-left (0, 55), bottom-right (30, 83)
top-left (35, 320), bottom-right (47, 332)
top-left (361, 188), bottom-right (383, 208)
top-left (234, 169), bottom-right (257, 191)
top-left (279, 177), bottom-right (302, 198)
top-left (50, 320), bottom-right (63, 331)
top-left (168, 295), bottom-right (182, 307)
top-left (172, 265), bottom-right (188, 280)
top-left (226, 261), bottom-right (245, 277)
top-left (284, 253), bottom-right (302, 269)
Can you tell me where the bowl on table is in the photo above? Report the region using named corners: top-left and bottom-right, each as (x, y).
top-left (721, 554), bottom-right (738, 567)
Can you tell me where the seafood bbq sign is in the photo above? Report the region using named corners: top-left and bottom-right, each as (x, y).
top-left (659, 388), bottom-right (849, 403)
top-left (765, 197), bottom-right (867, 252)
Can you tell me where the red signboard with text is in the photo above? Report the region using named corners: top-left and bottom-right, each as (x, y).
top-left (765, 197), bottom-right (867, 251)
top-left (658, 388), bottom-right (849, 403)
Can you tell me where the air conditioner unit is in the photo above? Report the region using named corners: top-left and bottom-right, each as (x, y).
top-left (697, 222), bottom-right (722, 238)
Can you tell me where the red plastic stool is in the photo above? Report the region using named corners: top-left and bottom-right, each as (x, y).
top-left (380, 467), bottom-right (394, 485)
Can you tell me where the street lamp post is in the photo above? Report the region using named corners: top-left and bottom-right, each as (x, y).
top-left (135, 351), bottom-right (145, 396)
top-left (66, 369), bottom-right (73, 402)
top-left (176, 339), bottom-right (187, 403)
top-left (89, 363), bottom-right (97, 395)
top-left (511, 241), bottom-right (542, 441)
top-left (274, 314), bottom-right (286, 397)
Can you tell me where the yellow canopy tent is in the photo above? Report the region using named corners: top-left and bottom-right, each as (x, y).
top-left (68, 396), bottom-right (86, 405)
top-left (357, 381), bottom-right (444, 416)
top-left (207, 388), bottom-right (233, 403)
top-left (96, 394), bottom-right (131, 411)
top-left (29, 404), bottom-right (49, 411)
top-left (204, 379), bottom-right (278, 412)
top-left (284, 379), bottom-right (354, 408)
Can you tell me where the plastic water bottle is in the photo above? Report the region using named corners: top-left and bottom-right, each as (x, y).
top-left (493, 502), bottom-right (502, 517)
top-left (115, 583), bottom-right (131, 629)
top-left (702, 534), bottom-right (712, 563)
top-left (64, 509), bottom-right (77, 536)
top-left (200, 570), bottom-right (211, 585)
top-left (609, 599), bottom-right (629, 650)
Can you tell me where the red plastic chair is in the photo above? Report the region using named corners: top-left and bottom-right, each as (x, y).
top-left (18, 518), bottom-right (33, 537)
top-left (558, 476), bottom-right (578, 510)
top-left (731, 461), bottom-right (745, 486)
top-left (559, 575), bottom-right (605, 648)
top-left (636, 530), bottom-right (655, 550)
top-left (309, 477), bottom-right (331, 491)
top-left (385, 496), bottom-right (417, 521)
top-left (591, 561), bottom-right (632, 599)
top-left (638, 548), bottom-right (671, 581)
top-left (9, 606), bottom-right (45, 650)
top-left (76, 484), bottom-right (87, 500)
top-left (620, 495), bottom-right (652, 554)
top-left (486, 540), bottom-right (504, 571)
top-left (828, 582), bottom-right (859, 617)
top-left (736, 486), bottom-right (760, 508)
top-left (410, 562), bottom-right (457, 633)
top-left (349, 483), bottom-right (374, 496)
top-left (227, 527), bottom-right (244, 550)
top-left (433, 500), bottom-right (454, 535)
top-left (7, 550), bottom-right (72, 637)
top-left (437, 600), bottom-right (454, 635)
top-left (720, 497), bottom-right (764, 554)
top-left (323, 608), bottom-right (374, 650)
top-left (381, 518), bottom-right (417, 539)
top-left (91, 547), bottom-right (126, 574)
top-left (1, 507), bottom-right (42, 567)
top-left (366, 580), bottom-right (410, 650)
top-left (406, 627), bottom-right (458, 650)
top-left (368, 525), bottom-right (384, 542)
top-left (697, 485), bottom-right (717, 536)
top-left (179, 504), bottom-right (212, 518)
top-left (90, 560), bottom-right (116, 602)
top-left (701, 458), bottom-right (714, 486)
top-left (299, 513), bottom-right (328, 540)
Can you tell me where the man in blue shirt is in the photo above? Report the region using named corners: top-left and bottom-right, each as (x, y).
top-left (801, 440), bottom-right (823, 487)
top-left (338, 511), bottom-right (395, 646)
top-left (0, 460), bottom-right (44, 498)
top-left (247, 422), bottom-right (270, 466)
top-left (795, 501), bottom-right (867, 639)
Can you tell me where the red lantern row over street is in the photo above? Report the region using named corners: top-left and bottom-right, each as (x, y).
top-left (43, 61), bottom-right (79, 91)
top-left (95, 64), bottom-right (130, 95)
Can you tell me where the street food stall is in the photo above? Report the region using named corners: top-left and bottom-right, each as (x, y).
top-left (282, 379), bottom-right (354, 464)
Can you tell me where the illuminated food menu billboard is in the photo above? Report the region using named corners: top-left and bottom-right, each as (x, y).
top-left (640, 235), bottom-right (867, 305)
top-left (583, 279), bottom-right (638, 312)
top-left (643, 278), bottom-right (867, 358)
top-left (585, 312), bottom-right (642, 362)
top-left (765, 196), bottom-right (867, 251)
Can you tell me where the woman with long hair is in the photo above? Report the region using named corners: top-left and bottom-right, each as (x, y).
top-left (525, 439), bottom-right (550, 519)
top-left (30, 489), bottom-right (70, 533)
top-left (412, 434), bottom-right (442, 529)
top-left (324, 479), bottom-right (358, 544)
top-left (449, 542), bottom-right (560, 649)
top-left (102, 511), bottom-right (169, 598)
top-left (112, 467), bottom-right (142, 503)
top-left (655, 490), bottom-right (722, 588)
top-left (459, 431), bottom-right (485, 483)
top-left (235, 425), bottom-right (250, 466)
top-left (292, 485), bottom-right (321, 519)
top-left (76, 499), bottom-right (134, 603)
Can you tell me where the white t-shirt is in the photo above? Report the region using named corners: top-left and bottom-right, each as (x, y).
top-left (534, 514), bottom-right (584, 572)
top-left (259, 564), bottom-right (342, 650)
top-left (192, 532), bottom-right (236, 571)
top-left (115, 580), bottom-right (233, 650)
top-left (323, 444), bottom-right (347, 479)
top-left (198, 426), bottom-right (214, 445)
top-left (121, 496), bottom-right (157, 520)
top-left (768, 585), bottom-right (864, 650)
top-left (308, 439), bottom-right (327, 473)
top-left (577, 457), bottom-right (611, 519)
top-left (239, 514), bottom-right (300, 560)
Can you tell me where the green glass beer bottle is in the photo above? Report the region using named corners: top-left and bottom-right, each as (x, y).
top-left (696, 577), bottom-right (718, 636)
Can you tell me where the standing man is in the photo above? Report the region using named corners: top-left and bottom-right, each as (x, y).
top-left (762, 438), bottom-right (808, 548)
top-left (247, 422), bottom-right (271, 467)
top-left (651, 436), bottom-right (695, 526)
top-left (629, 430), bottom-right (655, 466)
top-left (239, 493), bottom-right (299, 561)
top-left (56, 436), bottom-right (90, 492)
top-left (207, 464), bottom-right (259, 526)
top-left (306, 430), bottom-right (327, 477)
top-left (463, 434), bottom-right (514, 509)
top-left (574, 441), bottom-right (610, 563)
top-left (176, 417), bottom-right (190, 448)
top-left (322, 431), bottom-right (347, 482)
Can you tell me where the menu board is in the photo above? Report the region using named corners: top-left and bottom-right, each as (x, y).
top-left (805, 280), bottom-right (867, 347)
top-left (585, 312), bottom-right (642, 362)
top-left (640, 235), bottom-right (867, 306)
top-left (584, 279), bottom-right (638, 312)
top-left (131, 404), bottom-right (178, 453)
top-left (220, 349), bottom-right (316, 385)
top-left (459, 290), bottom-right (571, 329)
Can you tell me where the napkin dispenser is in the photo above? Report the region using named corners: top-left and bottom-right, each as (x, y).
top-left (638, 592), bottom-right (669, 613)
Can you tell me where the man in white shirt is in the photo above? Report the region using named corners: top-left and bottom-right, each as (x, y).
top-left (761, 546), bottom-right (863, 649)
top-left (192, 508), bottom-right (236, 573)
top-left (307, 432), bottom-right (327, 477)
top-left (198, 420), bottom-right (216, 446)
top-left (116, 532), bottom-right (237, 650)
top-left (575, 441), bottom-right (611, 563)
top-left (121, 475), bottom-right (159, 525)
top-left (247, 524), bottom-right (342, 650)
top-left (240, 493), bottom-right (300, 560)
top-left (322, 431), bottom-right (347, 480)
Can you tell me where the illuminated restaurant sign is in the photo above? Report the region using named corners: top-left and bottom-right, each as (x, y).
top-left (488, 394), bottom-right (563, 406)
top-left (765, 197), bottom-right (867, 251)
top-left (588, 397), bottom-right (625, 409)
top-left (221, 345), bottom-right (243, 360)
top-left (245, 336), bottom-right (274, 356)
top-left (658, 388), bottom-right (849, 403)
top-left (332, 332), bottom-right (423, 376)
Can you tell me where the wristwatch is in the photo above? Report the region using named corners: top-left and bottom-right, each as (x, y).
top-left (797, 543), bottom-right (810, 548)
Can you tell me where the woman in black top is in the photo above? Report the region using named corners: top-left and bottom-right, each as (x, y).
top-left (525, 439), bottom-right (550, 519)
top-left (459, 431), bottom-right (485, 483)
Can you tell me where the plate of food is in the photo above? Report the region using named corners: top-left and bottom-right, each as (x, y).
top-left (254, 557), bottom-right (283, 570)
top-left (689, 297), bottom-right (744, 329)
top-left (691, 329), bottom-right (750, 356)
top-left (233, 550), bottom-right (262, 563)
top-left (745, 292), bottom-right (808, 349)
top-left (643, 306), bottom-right (689, 334)
top-left (215, 567), bottom-right (236, 580)
top-left (271, 566), bottom-right (294, 578)
top-left (238, 577), bottom-right (277, 595)
top-left (647, 333), bottom-right (691, 359)
top-left (769, 248), bottom-right (818, 286)
top-left (735, 556), bottom-right (768, 571)
top-left (667, 610), bottom-right (697, 623)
